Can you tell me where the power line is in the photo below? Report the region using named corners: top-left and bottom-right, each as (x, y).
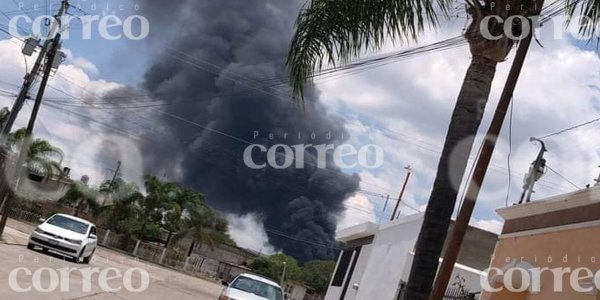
top-left (538, 116), bottom-right (600, 140)
top-left (546, 164), bottom-right (582, 190)
top-left (505, 98), bottom-right (514, 207)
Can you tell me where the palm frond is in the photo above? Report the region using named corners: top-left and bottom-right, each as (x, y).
top-left (286, 0), bottom-right (448, 105)
top-left (564, 0), bottom-right (600, 43)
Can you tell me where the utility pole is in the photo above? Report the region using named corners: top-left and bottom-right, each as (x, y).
top-left (0, 0), bottom-right (69, 138)
top-left (519, 138), bottom-right (547, 204)
top-left (391, 166), bottom-right (412, 221)
top-left (280, 261), bottom-right (287, 287)
top-left (428, 13), bottom-right (540, 300)
top-left (102, 161), bottom-right (122, 206)
top-left (0, 1), bottom-right (69, 237)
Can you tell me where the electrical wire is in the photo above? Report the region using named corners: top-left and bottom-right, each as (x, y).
top-left (546, 164), bottom-right (582, 190)
top-left (537, 116), bottom-right (600, 140)
top-left (505, 98), bottom-right (514, 207)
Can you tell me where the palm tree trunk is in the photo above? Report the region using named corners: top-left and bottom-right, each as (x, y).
top-left (404, 54), bottom-right (497, 300)
top-left (74, 198), bottom-right (82, 217)
top-left (187, 239), bottom-right (196, 257)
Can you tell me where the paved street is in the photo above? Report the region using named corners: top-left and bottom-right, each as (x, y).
top-left (0, 225), bottom-right (223, 300)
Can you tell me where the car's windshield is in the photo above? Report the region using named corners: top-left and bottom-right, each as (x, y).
top-left (46, 215), bottom-right (89, 234)
top-left (230, 276), bottom-right (283, 300)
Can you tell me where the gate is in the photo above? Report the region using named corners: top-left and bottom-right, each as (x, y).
top-left (396, 283), bottom-right (480, 300)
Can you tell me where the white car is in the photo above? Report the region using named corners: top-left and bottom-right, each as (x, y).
top-left (27, 213), bottom-right (98, 264)
top-left (219, 273), bottom-right (284, 300)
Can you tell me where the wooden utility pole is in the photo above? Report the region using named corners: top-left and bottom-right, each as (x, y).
top-left (0, 1), bottom-right (69, 237)
top-left (102, 160), bottom-right (122, 206)
top-left (429, 17), bottom-right (538, 300)
top-left (391, 165), bottom-right (412, 221)
top-left (0, 0), bottom-right (69, 138)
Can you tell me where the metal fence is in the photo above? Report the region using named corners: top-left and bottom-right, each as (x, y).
top-left (396, 282), bottom-right (480, 300)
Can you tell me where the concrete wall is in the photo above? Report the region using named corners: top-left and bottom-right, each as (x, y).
top-left (353, 214), bottom-right (424, 300)
top-left (342, 243), bottom-right (373, 300)
top-left (483, 224), bottom-right (600, 300)
top-left (325, 213), bottom-right (497, 300)
top-left (444, 222), bottom-right (499, 271)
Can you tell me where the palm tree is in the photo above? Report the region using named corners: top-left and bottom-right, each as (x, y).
top-left (173, 203), bottom-right (234, 258)
top-left (286, 1), bottom-right (597, 299)
top-left (163, 187), bottom-right (204, 247)
top-left (7, 128), bottom-right (64, 180)
top-left (0, 107), bottom-right (10, 127)
top-left (58, 182), bottom-right (100, 217)
top-left (139, 175), bottom-right (177, 239)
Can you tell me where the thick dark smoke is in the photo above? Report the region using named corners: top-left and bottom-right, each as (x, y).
top-left (133, 0), bottom-right (360, 262)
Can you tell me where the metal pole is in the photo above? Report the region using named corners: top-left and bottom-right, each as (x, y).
top-left (520, 138), bottom-right (547, 204)
top-left (280, 261), bottom-right (287, 287)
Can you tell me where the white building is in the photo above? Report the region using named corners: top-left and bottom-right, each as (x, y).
top-left (324, 213), bottom-right (498, 300)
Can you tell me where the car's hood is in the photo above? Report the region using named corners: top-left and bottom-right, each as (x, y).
top-left (38, 223), bottom-right (86, 240)
top-left (226, 288), bottom-right (271, 300)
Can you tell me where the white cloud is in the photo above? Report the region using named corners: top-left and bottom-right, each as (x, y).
top-left (226, 213), bottom-right (276, 254)
top-left (0, 37), bottom-right (137, 186)
top-left (337, 194), bottom-right (378, 229)
top-left (318, 17), bottom-right (600, 226)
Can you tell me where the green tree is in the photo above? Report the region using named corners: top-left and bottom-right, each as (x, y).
top-left (8, 128), bottom-right (63, 180)
top-left (285, 1), bottom-right (600, 298)
top-left (250, 253), bottom-right (303, 283)
top-left (0, 107), bottom-right (10, 127)
top-left (162, 187), bottom-right (204, 247)
top-left (174, 202), bottom-right (235, 257)
top-left (57, 182), bottom-right (100, 217)
top-left (302, 260), bottom-right (336, 294)
top-left (139, 175), bottom-right (177, 239)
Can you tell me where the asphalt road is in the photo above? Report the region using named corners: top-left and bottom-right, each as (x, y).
top-left (0, 225), bottom-right (223, 300)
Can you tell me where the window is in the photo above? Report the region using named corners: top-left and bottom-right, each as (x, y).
top-left (331, 249), bottom-right (353, 287)
top-left (230, 276), bottom-right (283, 300)
top-left (46, 215), bottom-right (89, 234)
top-left (89, 226), bottom-right (97, 236)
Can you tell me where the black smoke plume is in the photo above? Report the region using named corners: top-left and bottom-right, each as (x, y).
top-left (132, 0), bottom-right (360, 262)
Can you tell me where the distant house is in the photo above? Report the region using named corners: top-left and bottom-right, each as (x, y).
top-left (482, 186), bottom-right (600, 300)
top-left (324, 213), bottom-right (498, 300)
top-left (17, 168), bottom-right (74, 202)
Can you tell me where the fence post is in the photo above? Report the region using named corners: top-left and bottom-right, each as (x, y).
top-left (101, 229), bottom-right (110, 246)
top-left (133, 240), bottom-right (141, 257)
top-left (184, 256), bottom-right (191, 271)
top-left (159, 248), bottom-right (167, 264)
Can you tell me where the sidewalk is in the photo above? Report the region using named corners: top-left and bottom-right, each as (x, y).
top-left (0, 224), bottom-right (30, 245)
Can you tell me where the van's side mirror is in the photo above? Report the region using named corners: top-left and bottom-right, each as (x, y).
top-left (89, 234), bottom-right (97, 240)
top-left (38, 218), bottom-right (45, 223)
top-left (221, 280), bottom-right (229, 286)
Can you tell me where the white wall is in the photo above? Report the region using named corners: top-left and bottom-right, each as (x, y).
top-left (325, 213), bottom-right (488, 300)
top-left (342, 244), bottom-right (373, 300)
top-left (353, 213), bottom-right (424, 299)
top-left (324, 249), bottom-right (346, 300)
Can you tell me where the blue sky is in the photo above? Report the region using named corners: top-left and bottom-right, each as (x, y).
top-left (0, 0), bottom-right (150, 84)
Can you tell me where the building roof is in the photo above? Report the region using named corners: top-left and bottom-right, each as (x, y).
top-left (497, 186), bottom-right (600, 221)
top-left (496, 186), bottom-right (600, 236)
